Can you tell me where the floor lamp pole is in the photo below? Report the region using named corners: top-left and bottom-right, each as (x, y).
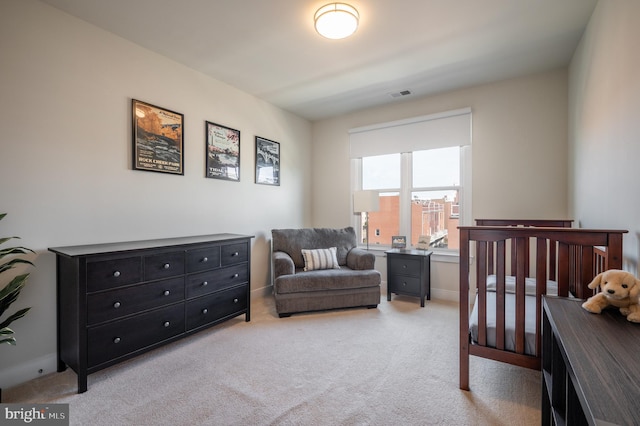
top-left (364, 211), bottom-right (370, 250)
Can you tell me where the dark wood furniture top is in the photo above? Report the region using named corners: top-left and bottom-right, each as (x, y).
top-left (474, 219), bottom-right (574, 228)
top-left (542, 296), bottom-right (640, 425)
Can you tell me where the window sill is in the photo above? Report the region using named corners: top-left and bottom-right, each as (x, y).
top-left (359, 245), bottom-right (460, 263)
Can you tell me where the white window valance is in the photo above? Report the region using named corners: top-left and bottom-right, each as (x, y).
top-left (349, 107), bottom-right (471, 158)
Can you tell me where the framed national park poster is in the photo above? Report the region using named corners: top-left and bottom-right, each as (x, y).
top-left (205, 121), bottom-right (240, 181)
top-left (255, 136), bottom-right (280, 186)
top-left (132, 99), bottom-right (184, 175)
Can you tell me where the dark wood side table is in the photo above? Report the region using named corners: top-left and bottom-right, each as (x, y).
top-left (386, 249), bottom-right (432, 307)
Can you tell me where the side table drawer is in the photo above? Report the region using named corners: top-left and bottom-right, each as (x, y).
top-left (87, 276), bottom-right (185, 325)
top-left (388, 257), bottom-right (421, 277)
top-left (88, 303), bottom-right (185, 368)
top-left (389, 275), bottom-right (421, 295)
top-left (186, 285), bottom-right (247, 330)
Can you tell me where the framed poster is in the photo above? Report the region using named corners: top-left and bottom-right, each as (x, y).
top-left (132, 99), bottom-right (184, 175)
top-left (255, 136), bottom-right (280, 186)
top-left (205, 121), bottom-right (240, 181)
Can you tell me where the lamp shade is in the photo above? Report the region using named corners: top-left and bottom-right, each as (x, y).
top-left (353, 190), bottom-right (380, 213)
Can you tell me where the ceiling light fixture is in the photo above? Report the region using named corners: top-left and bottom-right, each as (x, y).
top-left (314, 3), bottom-right (359, 40)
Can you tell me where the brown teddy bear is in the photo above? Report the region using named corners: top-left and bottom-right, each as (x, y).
top-left (582, 269), bottom-right (640, 322)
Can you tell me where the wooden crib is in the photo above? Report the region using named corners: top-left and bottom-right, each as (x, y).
top-left (459, 220), bottom-right (626, 390)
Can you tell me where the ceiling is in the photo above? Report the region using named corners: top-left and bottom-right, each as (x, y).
top-left (40, 0), bottom-right (597, 121)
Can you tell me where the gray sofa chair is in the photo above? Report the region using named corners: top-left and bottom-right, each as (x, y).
top-left (271, 227), bottom-right (381, 317)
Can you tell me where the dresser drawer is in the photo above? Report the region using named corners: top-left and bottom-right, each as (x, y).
top-left (186, 246), bottom-right (221, 273)
top-left (388, 256), bottom-right (421, 277)
top-left (87, 256), bottom-right (142, 292)
top-left (87, 277), bottom-right (185, 325)
top-left (389, 275), bottom-right (421, 295)
top-left (186, 285), bottom-right (247, 330)
top-left (144, 251), bottom-right (185, 280)
top-left (185, 264), bottom-right (248, 298)
top-left (87, 303), bottom-right (185, 368)
top-left (221, 242), bottom-right (249, 266)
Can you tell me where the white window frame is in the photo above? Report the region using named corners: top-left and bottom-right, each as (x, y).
top-left (349, 108), bottom-right (472, 257)
top-left (351, 147), bottom-right (471, 253)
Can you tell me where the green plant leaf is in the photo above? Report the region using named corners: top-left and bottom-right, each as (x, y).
top-left (0, 258), bottom-right (34, 274)
top-left (0, 307), bottom-right (31, 330)
top-left (0, 337), bottom-right (17, 345)
top-left (0, 246), bottom-right (35, 259)
top-left (0, 274), bottom-right (30, 317)
top-left (1, 213), bottom-right (33, 346)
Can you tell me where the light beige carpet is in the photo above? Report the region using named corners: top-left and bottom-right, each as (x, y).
top-left (5, 295), bottom-right (541, 425)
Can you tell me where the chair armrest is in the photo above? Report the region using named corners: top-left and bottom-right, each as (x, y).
top-left (273, 251), bottom-right (295, 279)
top-left (347, 248), bottom-right (375, 270)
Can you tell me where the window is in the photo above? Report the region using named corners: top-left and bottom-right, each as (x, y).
top-left (350, 109), bottom-right (471, 252)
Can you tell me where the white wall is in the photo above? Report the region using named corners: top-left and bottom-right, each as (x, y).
top-left (569, 0), bottom-right (640, 274)
top-left (312, 69), bottom-right (569, 300)
top-left (0, 0), bottom-right (311, 388)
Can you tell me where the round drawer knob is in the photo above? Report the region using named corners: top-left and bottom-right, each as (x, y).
top-left (163, 263), bottom-right (170, 269)
top-left (202, 257), bottom-right (208, 262)
top-left (233, 252), bottom-right (239, 256)
top-left (202, 281), bottom-right (208, 286)
top-left (402, 282), bottom-right (407, 286)
top-left (402, 265), bottom-right (407, 269)
top-left (164, 321), bottom-right (170, 327)
top-left (113, 337), bottom-right (121, 344)
top-left (163, 290), bottom-right (170, 296)
top-left (113, 271), bottom-right (121, 277)
top-left (113, 301), bottom-right (121, 308)
top-left (233, 298), bottom-right (239, 303)
top-left (202, 308), bottom-right (208, 314)
top-left (233, 273), bottom-right (239, 278)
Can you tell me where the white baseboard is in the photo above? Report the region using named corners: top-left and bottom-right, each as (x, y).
top-left (382, 280), bottom-right (459, 303)
top-left (430, 288), bottom-right (459, 303)
top-left (1, 352), bottom-right (58, 390)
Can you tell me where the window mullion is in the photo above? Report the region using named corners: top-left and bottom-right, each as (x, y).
top-left (400, 152), bottom-right (412, 245)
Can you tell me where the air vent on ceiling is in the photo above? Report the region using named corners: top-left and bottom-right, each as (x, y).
top-left (390, 90), bottom-right (412, 98)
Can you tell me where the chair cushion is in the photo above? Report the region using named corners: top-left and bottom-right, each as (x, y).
top-left (274, 267), bottom-right (381, 294)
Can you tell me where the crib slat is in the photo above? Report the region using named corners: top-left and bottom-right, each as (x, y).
top-left (487, 241), bottom-right (494, 275)
top-left (579, 246), bottom-right (594, 299)
top-left (549, 239), bottom-right (557, 281)
top-left (514, 237), bottom-right (526, 354)
top-left (495, 240), bottom-right (506, 351)
top-left (477, 241), bottom-right (487, 346)
top-left (557, 242), bottom-right (569, 297)
top-left (535, 238), bottom-right (548, 358)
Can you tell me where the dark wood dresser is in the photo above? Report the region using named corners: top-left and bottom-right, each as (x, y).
top-left (49, 233), bottom-right (253, 393)
top-left (542, 296), bottom-right (640, 425)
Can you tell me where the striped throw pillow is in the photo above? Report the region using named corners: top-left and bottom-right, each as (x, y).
top-left (301, 247), bottom-right (340, 271)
